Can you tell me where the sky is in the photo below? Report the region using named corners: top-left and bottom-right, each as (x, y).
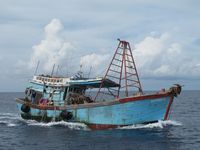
top-left (0, 0), bottom-right (200, 91)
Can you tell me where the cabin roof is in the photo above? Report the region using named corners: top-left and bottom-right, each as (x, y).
top-left (31, 75), bottom-right (119, 89)
top-left (68, 78), bottom-right (120, 88)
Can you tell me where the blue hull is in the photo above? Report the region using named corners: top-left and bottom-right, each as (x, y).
top-left (77, 97), bottom-right (170, 125)
top-left (16, 93), bottom-right (173, 129)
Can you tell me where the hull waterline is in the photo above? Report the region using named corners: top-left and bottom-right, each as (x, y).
top-left (16, 93), bottom-right (174, 130)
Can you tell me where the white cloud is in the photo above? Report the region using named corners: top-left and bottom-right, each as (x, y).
top-left (134, 33), bottom-right (170, 68)
top-left (80, 53), bottom-right (109, 67)
top-left (167, 43), bottom-right (181, 54)
top-left (16, 18), bottom-right (111, 77)
top-left (196, 64), bottom-right (200, 67)
top-left (80, 53), bottom-right (110, 76)
top-left (1, 0), bottom-right (200, 91)
top-left (44, 19), bottom-right (63, 36)
top-left (28, 19), bottom-right (75, 73)
top-left (134, 32), bottom-right (200, 78)
top-left (153, 65), bottom-right (171, 76)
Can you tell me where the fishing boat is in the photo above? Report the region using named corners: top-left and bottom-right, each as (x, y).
top-left (16, 39), bottom-right (181, 130)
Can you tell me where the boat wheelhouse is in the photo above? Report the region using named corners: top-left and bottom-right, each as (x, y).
top-left (24, 74), bottom-right (120, 106)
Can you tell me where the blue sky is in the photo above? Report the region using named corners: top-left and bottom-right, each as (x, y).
top-left (0, 0), bottom-right (200, 91)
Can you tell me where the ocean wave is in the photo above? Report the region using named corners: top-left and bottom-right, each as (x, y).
top-left (0, 113), bottom-right (18, 117)
top-left (0, 120), bottom-right (19, 127)
top-left (118, 120), bottom-right (182, 129)
top-left (0, 112), bottom-right (22, 127)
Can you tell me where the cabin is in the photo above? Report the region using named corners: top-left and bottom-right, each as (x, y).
top-left (25, 75), bottom-right (120, 106)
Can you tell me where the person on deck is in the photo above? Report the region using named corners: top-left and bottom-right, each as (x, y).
top-left (31, 90), bottom-right (36, 104)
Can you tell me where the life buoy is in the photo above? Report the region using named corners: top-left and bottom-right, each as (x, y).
top-left (60, 111), bottom-right (73, 120)
top-left (21, 104), bottom-right (30, 113)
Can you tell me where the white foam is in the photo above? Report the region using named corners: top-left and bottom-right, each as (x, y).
top-left (0, 112), bottom-right (182, 130)
top-left (7, 123), bottom-right (17, 127)
top-left (118, 120), bottom-right (182, 129)
top-left (27, 120), bottom-right (89, 130)
top-left (0, 120), bottom-right (8, 124)
top-left (0, 116), bottom-right (20, 120)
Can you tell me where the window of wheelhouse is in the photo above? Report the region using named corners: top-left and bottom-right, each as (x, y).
top-left (25, 88), bottom-right (43, 104)
top-left (63, 86), bottom-right (86, 101)
top-left (69, 86), bottom-right (86, 94)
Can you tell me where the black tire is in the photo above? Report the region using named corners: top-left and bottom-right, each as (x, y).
top-left (60, 111), bottom-right (73, 120)
top-left (21, 104), bottom-right (30, 113)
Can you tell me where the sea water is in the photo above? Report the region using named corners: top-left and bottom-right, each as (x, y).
top-left (0, 91), bottom-right (199, 150)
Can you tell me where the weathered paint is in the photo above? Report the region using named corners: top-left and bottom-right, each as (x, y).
top-left (88, 124), bottom-right (119, 130)
top-left (164, 96), bottom-right (174, 120)
top-left (75, 96), bottom-right (170, 125)
top-left (17, 103), bottom-right (62, 118)
top-left (16, 94), bottom-right (173, 129)
top-left (27, 82), bottom-right (65, 101)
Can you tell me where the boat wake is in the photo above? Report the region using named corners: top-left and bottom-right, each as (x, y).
top-left (118, 120), bottom-right (182, 130)
top-left (0, 113), bottom-right (88, 130)
top-left (26, 120), bottom-right (89, 130)
top-left (0, 113), bottom-right (181, 130)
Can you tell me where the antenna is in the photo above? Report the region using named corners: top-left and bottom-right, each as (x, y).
top-left (34, 61), bottom-right (40, 75)
top-left (88, 66), bottom-right (92, 78)
top-left (51, 64), bottom-right (55, 77)
top-left (80, 64), bottom-right (83, 72)
top-left (55, 65), bottom-right (59, 76)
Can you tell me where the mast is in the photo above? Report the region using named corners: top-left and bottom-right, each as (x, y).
top-left (94, 39), bottom-right (143, 101)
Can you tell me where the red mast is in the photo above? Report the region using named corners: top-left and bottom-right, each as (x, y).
top-left (94, 39), bottom-right (143, 101)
